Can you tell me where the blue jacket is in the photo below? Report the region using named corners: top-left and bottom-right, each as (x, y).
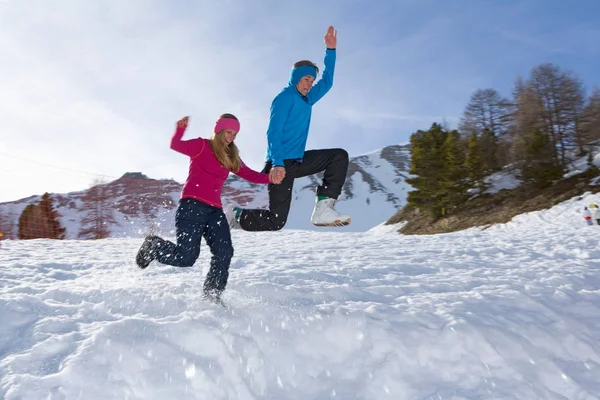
top-left (265, 48), bottom-right (336, 166)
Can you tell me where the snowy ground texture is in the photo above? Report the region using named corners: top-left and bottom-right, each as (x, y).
top-left (1, 192), bottom-right (600, 399)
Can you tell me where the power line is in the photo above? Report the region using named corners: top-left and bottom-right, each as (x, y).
top-left (0, 151), bottom-right (118, 180)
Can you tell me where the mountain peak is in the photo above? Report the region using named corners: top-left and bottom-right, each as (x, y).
top-left (120, 172), bottom-right (151, 180)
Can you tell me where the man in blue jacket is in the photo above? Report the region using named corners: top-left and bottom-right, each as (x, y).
top-left (226, 25), bottom-right (350, 230)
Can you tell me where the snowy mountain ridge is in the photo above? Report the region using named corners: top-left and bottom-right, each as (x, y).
top-left (0, 144), bottom-right (412, 238)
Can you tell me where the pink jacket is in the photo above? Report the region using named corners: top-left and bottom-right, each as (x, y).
top-left (170, 126), bottom-right (270, 208)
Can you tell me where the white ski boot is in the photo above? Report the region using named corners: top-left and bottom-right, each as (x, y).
top-left (310, 198), bottom-right (351, 227)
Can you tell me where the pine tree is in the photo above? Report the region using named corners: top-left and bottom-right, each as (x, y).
top-left (465, 132), bottom-right (487, 191)
top-left (520, 129), bottom-right (563, 187)
top-left (479, 128), bottom-right (499, 171)
top-left (39, 193), bottom-right (66, 239)
top-left (440, 130), bottom-right (468, 208)
top-left (18, 204), bottom-right (38, 240)
top-left (407, 124), bottom-right (469, 217)
top-left (406, 124), bottom-right (447, 217)
top-left (17, 195), bottom-right (66, 240)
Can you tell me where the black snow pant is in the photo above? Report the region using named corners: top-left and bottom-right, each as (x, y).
top-left (239, 148), bottom-right (349, 231)
top-left (153, 198), bottom-right (234, 295)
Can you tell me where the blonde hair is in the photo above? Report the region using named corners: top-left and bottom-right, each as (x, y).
top-left (209, 113), bottom-right (241, 173)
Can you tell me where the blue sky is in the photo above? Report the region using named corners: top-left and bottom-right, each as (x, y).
top-left (1, 0), bottom-right (599, 202)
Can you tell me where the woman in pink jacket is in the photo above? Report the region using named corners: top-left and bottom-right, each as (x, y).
top-left (135, 114), bottom-right (274, 304)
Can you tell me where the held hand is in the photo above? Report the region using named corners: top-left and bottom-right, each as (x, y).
top-left (268, 173), bottom-right (278, 184)
top-left (268, 169), bottom-right (279, 184)
top-left (177, 116), bottom-right (189, 129)
top-left (324, 25), bottom-right (337, 49)
top-left (269, 166), bottom-right (286, 184)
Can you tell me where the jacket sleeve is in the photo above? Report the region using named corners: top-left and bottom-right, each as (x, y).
top-left (306, 48), bottom-right (336, 105)
top-left (234, 161), bottom-right (270, 184)
top-left (266, 92), bottom-right (293, 166)
top-left (170, 126), bottom-right (204, 157)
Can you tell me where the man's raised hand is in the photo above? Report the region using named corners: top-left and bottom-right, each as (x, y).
top-left (324, 25), bottom-right (337, 49)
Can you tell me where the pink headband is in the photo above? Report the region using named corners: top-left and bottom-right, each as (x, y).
top-left (214, 117), bottom-right (240, 134)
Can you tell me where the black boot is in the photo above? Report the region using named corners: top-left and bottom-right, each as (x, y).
top-left (136, 235), bottom-right (159, 269)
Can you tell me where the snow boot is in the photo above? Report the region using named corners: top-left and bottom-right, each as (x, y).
top-left (310, 198), bottom-right (351, 227)
top-left (135, 235), bottom-right (159, 269)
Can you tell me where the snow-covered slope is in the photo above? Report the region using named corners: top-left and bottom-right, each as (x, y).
top-left (1, 191), bottom-right (599, 399)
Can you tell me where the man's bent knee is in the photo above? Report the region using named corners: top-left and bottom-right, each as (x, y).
top-left (335, 148), bottom-right (349, 161)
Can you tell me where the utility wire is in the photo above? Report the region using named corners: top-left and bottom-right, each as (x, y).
top-left (0, 151), bottom-right (118, 180)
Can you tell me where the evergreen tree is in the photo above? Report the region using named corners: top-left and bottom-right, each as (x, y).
top-left (406, 123), bottom-right (448, 217)
top-left (17, 195), bottom-right (66, 240)
top-left (440, 129), bottom-right (468, 208)
top-left (479, 128), bottom-right (499, 171)
top-left (39, 193), bottom-right (66, 239)
top-left (520, 129), bottom-right (563, 187)
top-left (465, 132), bottom-right (487, 190)
top-left (18, 204), bottom-right (38, 240)
top-left (407, 124), bottom-right (469, 217)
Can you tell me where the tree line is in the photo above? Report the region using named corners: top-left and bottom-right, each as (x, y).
top-left (407, 62), bottom-right (600, 218)
top-left (17, 193), bottom-right (66, 239)
top-left (0, 179), bottom-right (113, 240)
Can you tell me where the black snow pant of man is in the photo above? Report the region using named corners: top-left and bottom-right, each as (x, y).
top-left (239, 148), bottom-right (349, 231)
top-left (152, 198), bottom-right (234, 296)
